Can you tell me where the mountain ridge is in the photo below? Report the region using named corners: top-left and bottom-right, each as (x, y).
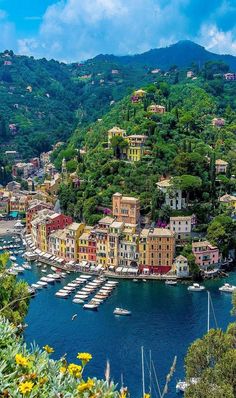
top-left (90, 40), bottom-right (236, 70)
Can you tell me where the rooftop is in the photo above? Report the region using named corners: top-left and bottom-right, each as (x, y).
top-left (215, 159), bottom-right (228, 166)
top-left (192, 240), bottom-right (217, 249)
top-left (170, 216), bottom-right (192, 221)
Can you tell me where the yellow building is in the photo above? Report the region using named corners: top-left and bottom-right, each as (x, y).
top-left (118, 224), bottom-right (139, 267)
top-left (94, 216), bottom-right (114, 268)
top-left (133, 89), bottom-right (147, 98)
top-left (125, 135), bottom-right (147, 162)
top-left (108, 126), bottom-right (126, 147)
top-left (107, 221), bottom-right (124, 268)
top-left (65, 222), bottom-right (85, 261)
top-left (78, 226), bottom-right (93, 263)
top-left (219, 194), bottom-right (236, 210)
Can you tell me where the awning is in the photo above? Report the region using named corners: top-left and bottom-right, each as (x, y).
top-left (109, 266), bottom-right (115, 270)
top-left (116, 267), bottom-right (122, 273)
top-left (95, 265), bottom-right (102, 271)
top-left (57, 258), bottom-right (64, 263)
top-left (122, 267), bottom-right (128, 273)
top-left (128, 267), bottom-right (138, 273)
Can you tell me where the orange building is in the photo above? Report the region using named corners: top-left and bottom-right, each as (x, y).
top-left (112, 193), bottom-right (140, 225)
top-left (139, 228), bottom-right (175, 274)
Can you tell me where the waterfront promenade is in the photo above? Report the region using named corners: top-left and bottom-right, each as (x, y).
top-left (0, 220), bottom-right (18, 236)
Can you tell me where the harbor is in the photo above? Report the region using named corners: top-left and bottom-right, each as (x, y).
top-left (0, 235), bottom-right (235, 397)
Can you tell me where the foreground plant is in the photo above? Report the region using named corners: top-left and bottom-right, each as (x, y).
top-left (0, 317), bottom-right (123, 397)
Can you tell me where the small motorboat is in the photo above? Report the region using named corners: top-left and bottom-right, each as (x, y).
top-left (165, 280), bottom-right (177, 286)
top-left (188, 283), bottom-right (205, 292)
top-left (55, 292), bottom-right (69, 298)
top-left (80, 275), bottom-right (92, 280)
top-left (23, 263), bottom-right (32, 270)
top-left (37, 281), bottom-right (48, 288)
top-left (219, 283), bottom-right (236, 293)
top-left (40, 276), bottom-right (55, 283)
top-left (71, 314), bottom-right (77, 320)
top-left (73, 298), bottom-right (85, 304)
top-left (133, 278), bottom-right (139, 283)
top-left (10, 255), bottom-right (16, 261)
top-left (142, 279), bottom-right (147, 282)
top-left (113, 307), bottom-right (131, 316)
top-left (83, 302), bottom-right (99, 310)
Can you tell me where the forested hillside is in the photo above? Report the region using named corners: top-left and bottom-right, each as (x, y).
top-left (0, 51), bottom-right (158, 159)
top-left (55, 68), bottom-right (236, 238)
top-left (1, 42), bottom-right (236, 161)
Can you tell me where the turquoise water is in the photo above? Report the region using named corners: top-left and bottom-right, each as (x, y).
top-left (10, 248), bottom-right (236, 397)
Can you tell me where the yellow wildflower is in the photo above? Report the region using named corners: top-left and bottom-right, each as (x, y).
top-left (77, 352), bottom-right (92, 363)
top-left (144, 394), bottom-right (150, 398)
top-left (120, 393), bottom-right (127, 398)
top-left (68, 363), bottom-right (82, 378)
top-left (77, 379), bottom-right (94, 392)
top-left (18, 381), bottom-right (34, 395)
top-left (60, 366), bottom-right (67, 374)
top-left (39, 376), bottom-right (48, 385)
top-left (15, 354), bottom-right (29, 367)
top-left (77, 383), bottom-right (88, 392)
top-left (43, 345), bottom-right (54, 353)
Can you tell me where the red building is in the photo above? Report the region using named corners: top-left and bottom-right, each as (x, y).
top-left (26, 200), bottom-right (53, 233)
top-left (88, 231), bottom-right (97, 264)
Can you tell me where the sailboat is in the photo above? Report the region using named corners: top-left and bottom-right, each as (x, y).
top-left (176, 291), bottom-right (215, 394)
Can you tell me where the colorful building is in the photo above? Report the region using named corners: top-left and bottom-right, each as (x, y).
top-left (139, 228), bottom-right (175, 274)
top-left (219, 194), bottom-right (236, 210)
top-left (169, 215), bottom-right (193, 243)
top-left (157, 178), bottom-right (186, 210)
top-left (215, 159), bottom-right (228, 174)
top-left (212, 118), bottom-right (225, 127)
top-left (0, 191), bottom-right (10, 215)
top-left (65, 222), bottom-right (85, 261)
top-left (78, 227), bottom-right (93, 263)
top-left (107, 221), bottom-right (124, 268)
top-left (118, 224), bottom-right (139, 267)
top-left (94, 217), bottom-right (114, 268)
top-left (112, 193), bottom-right (140, 225)
top-left (172, 255), bottom-right (189, 277)
top-left (125, 135), bottom-right (147, 162)
top-left (192, 241), bottom-right (220, 269)
top-left (26, 199), bottom-right (53, 233)
top-left (108, 126), bottom-right (126, 147)
top-left (31, 209), bottom-right (72, 252)
top-left (148, 104), bottom-right (166, 114)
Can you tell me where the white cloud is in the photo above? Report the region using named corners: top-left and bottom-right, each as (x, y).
top-left (17, 0), bottom-right (190, 61)
top-left (198, 23), bottom-right (236, 55)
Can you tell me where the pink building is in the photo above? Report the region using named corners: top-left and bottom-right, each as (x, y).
top-left (192, 241), bottom-right (220, 269)
top-left (212, 118), bottom-right (225, 127)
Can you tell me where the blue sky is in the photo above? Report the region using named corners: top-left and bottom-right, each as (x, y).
top-left (0, 0), bottom-right (236, 62)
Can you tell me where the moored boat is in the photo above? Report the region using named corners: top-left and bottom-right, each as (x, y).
top-left (83, 302), bottom-right (99, 310)
top-left (219, 283), bottom-right (236, 293)
top-left (165, 280), bottom-right (177, 286)
top-left (188, 283), bottom-right (205, 292)
top-left (113, 307), bottom-right (131, 316)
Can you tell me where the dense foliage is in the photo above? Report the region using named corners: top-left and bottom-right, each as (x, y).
top-left (55, 71), bottom-right (236, 232)
top-left (0, 317), bottom-right (122, 398)
top-left (0, 252), bottom-right (29, 324)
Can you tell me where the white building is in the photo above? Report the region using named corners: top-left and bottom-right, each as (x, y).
top-left (169, 216), bottom-right (193, 242)
top-left (173, 255), bottom-right (189, 277)
top-left (156, 179), bottom-right (186, 210)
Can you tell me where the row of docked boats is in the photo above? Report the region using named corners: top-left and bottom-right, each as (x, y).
top-left (31, 272), bottom-right (66, 290)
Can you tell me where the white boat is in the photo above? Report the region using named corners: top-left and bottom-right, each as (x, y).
top-left (23, 263), bottom-right (32, 270)
top-left (83, 302), bottom-right (99, 310)
top-left (106, 280), bottom-right (118, 285)
top-left (13, 266), bottom-right (25, 273)
top-left (40, 277), bottom-right (55, 283)
top-left (41, 269), bottom-right (47, 273)
top-left (165, 280), bottom-right (177, 286)
top-left (133, 278), bottom-right (139, 282)
top-left (67, 283), bottom-right (78, 287)
top-left (188, 283), bottom-right (205, 292)
top-left (10, 255), bottom-right (16, 261)
top-left (31, 283), bottom-right (41, 289)
top-left (176, 378), bottom-right (199, 393)
top-left (73, 298), bottom-right (85, 304)
top-left (55, 292), bottom-right (69, 298)
top-left (113, 307), bottom-right (131, 316)
top-left (142, 279), bottom-right (147, 282)
top-left (37, 281), bottom-right (48, 287)
top-left (80, 275), bottom-right (92, 279)
top-left (33, 283), bottom-right (43, 289)
top-left (91, 298), bottom-right (104, 304)
top-left (48, 273), bottom-right (61, 280)
top-left (219, 283), bottom-right (236, 293)
top-left (63, 286), bottom-right (76, 291)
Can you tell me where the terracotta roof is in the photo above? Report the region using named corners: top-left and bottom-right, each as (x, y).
top-left (215, 159), bottom-right (228, 165)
